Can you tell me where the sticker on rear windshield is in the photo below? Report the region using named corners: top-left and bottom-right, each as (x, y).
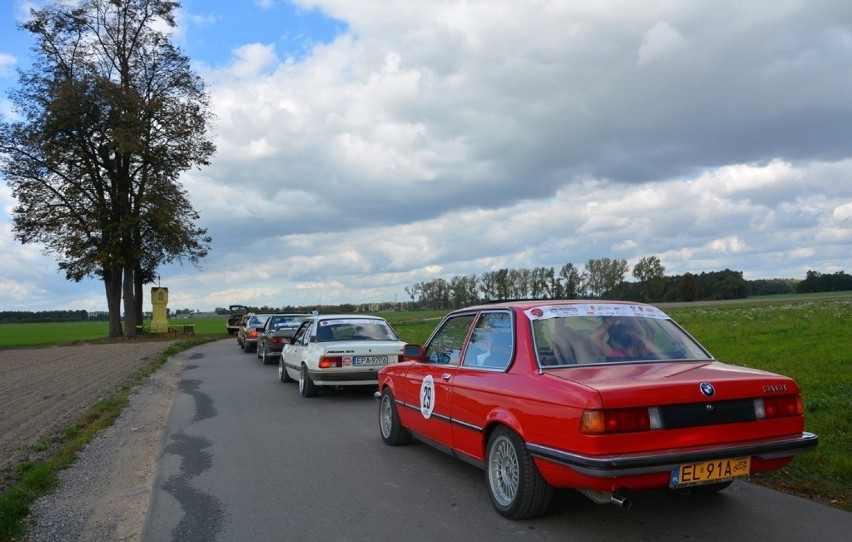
top-left (526, 303), bottom-right (669, 321)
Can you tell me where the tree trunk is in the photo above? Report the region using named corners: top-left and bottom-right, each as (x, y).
top-left (104, 267), bottom-right (123, 338)
top-left (123, 264), bottom-right (138, 338)
top-left (134, 264), bottom-right (144, 326)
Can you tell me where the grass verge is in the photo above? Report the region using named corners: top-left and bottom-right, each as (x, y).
top-left (0, 336), bottom-right (220, 542)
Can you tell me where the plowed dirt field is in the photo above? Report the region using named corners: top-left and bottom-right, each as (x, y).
top-left (0, 341), bottom-right (173, 480)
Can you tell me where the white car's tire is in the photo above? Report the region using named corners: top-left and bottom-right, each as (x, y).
top-left (299, 364), bottom-right (318, 397)
top-left (282, 362), bottom-right (294, 383)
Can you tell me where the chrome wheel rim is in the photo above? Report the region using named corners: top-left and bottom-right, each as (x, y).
top-left (489, 435), bottom-right (519, 507)
top-left (380, 395), bottom-right (393, 438)
top-left (278, 361), bottom-right (283, 380)
top-left (299, 367), bottom-right (305, 394)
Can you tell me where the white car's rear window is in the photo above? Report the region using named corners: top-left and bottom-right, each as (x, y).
top-left (317, 319), bottom-right (398, 341)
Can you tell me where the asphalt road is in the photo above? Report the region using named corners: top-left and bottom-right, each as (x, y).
top-left (142, 339), bottom-right (851, 542)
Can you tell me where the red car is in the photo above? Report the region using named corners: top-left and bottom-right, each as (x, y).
top-left (376, 300), bottom-right (818, 519)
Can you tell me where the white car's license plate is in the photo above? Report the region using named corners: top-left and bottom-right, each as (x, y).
top-left (353, 355), bottom-right (388, 366)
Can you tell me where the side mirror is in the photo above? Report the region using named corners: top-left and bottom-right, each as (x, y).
top-left (402, 343), bottom-right (424, 362)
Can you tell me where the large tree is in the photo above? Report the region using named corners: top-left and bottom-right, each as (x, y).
top-left (584, 257), bottom-right (628, 298)
top-left (559, 263), bottom-right (583, 299)
top-left (632, 255), bottom-right (666, 301)
top-left (0, 0), bottom-right (215, 337)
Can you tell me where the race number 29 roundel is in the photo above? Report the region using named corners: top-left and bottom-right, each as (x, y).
top-left (420, 375), bottom-right (435, 419)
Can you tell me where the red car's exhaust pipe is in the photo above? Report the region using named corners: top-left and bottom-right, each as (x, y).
top-left (579, 489), bottom-right (632, 510)
top-left (610, 493), bottom-right (632, 510)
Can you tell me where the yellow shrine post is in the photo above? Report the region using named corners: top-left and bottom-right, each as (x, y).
top-left (151, 287), bottom-right (169, 334)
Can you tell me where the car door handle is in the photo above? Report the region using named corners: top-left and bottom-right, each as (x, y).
top-left (442, 373), bottom-right (452, 381)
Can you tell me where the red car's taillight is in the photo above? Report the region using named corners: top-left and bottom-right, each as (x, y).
top-left (755, 395), bottom-right (804, 419)
top-left (579, 407), bottom-right (662, 434)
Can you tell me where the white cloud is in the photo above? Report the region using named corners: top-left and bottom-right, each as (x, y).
top-left (834, 201), bottom-right (852, 222)
top-left (227, 43), bottom-right (280, 79)
top-left (638, 22), bottom-right (686, 66)
top-left (0, 53), bottom-right (15, 78)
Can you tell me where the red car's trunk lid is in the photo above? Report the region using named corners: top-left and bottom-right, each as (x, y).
top-left (546, 360), bottom-right (799, 408)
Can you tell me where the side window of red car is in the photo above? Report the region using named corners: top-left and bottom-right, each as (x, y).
top-left (462, 311), bottom-right (513, 369)
top-left (424, 314), bottom-right (475, 365)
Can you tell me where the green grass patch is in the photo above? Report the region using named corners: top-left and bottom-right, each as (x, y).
top-left (0, 317), bottom-right (229, 349)
top-left (0, 321), bottom-right (111, 348)
top-left (380, 310), bottom-right (447, 344)
top-left (164, 316), bottom-right (229, 336)
top-left (0, 337), bottom-right (218, 542)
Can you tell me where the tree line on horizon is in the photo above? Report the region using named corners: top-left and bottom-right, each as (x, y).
top-left (398, 258), bottom-right (852, 311)
top-left (217, 262), bottom-right (849, 316)
top-left (3, 266), bottom-right (848, 324)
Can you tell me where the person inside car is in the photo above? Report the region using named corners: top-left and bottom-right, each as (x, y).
top-left (591, 317), bottom-right (655, 360)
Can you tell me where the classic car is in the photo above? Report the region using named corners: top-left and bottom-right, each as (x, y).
top-left (226, 304), bottom-right (249, 335)
top-left (279, 314), bottom-right (406, 397)
top-left (238, 313), bottom-right (274, 353)
top-left (257, 313), bottom-right (311, 364)
top-left (375, 300), bottom-right (818, 519)
top-left (235, 313), bottom-right (251, 349)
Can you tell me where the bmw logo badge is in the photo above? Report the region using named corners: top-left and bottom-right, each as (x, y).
top-left (699, 382), bottom-right (715, 397)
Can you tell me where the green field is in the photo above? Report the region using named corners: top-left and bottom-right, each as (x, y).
top-left (0, 297), bottom-right (849, 511)
top-left (0, 317), bottom-right (229, 349)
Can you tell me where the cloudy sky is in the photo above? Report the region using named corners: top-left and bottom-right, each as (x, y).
top-left (1, 0), bottom-right (851, 313)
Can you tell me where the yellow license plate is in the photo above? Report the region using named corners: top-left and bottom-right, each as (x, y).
top-left (671, 457), bottom-right (751, 488)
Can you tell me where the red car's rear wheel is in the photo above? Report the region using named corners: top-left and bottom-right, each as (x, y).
top-left (486, 426), bottom-right (553, 519)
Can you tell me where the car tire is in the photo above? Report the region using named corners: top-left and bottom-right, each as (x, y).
top-left (257, 343), bottom-right (263, 360)
top-left (280, 359), bottom-right (295, 383)
top-left (299, 364), bottom-right (318, 397)
top-left (379, 388), bottom-right (412, 446)
top-left (260, 344), bottom-right (269, 364)
top-left (485, 426), bottom-right (553, 520)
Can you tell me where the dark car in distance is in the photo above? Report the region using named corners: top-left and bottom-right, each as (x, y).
top-left (257, 313), bottom-right (311, 364)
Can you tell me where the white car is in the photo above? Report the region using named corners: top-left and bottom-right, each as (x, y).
top-left (279, 314), bottom-right (405, 397)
